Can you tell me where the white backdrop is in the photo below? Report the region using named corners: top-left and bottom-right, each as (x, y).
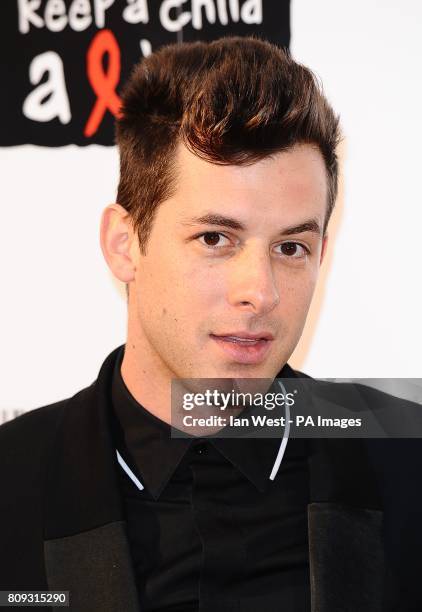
top-left (1, 0), bottom-right (421, 419)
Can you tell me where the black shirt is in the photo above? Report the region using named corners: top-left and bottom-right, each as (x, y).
top-left (110, 346), bottom-right (311, 611)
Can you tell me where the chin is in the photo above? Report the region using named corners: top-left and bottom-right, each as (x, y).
top-left (218, 362), bottom-right (273, 377)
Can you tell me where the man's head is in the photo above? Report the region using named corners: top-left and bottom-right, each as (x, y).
top-left (101, 36), bottom-right (340, 389)
top-left (115, 36), bottom-right (339, 254)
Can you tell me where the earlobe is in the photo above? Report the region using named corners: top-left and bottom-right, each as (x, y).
top-left (100, 204), bottom-right (137, 283)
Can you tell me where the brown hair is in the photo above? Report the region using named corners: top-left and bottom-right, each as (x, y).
top-left (116, 36), bottom-right (340, 255)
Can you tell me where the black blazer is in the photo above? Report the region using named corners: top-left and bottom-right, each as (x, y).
top-left (0, 346), bottom-right (421, 612)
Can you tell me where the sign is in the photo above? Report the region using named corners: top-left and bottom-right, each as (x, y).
top-left (1, 0), bottom-right (290, 146)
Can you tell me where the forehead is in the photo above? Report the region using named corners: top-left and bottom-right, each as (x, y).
top-left (164, 141), bottom-right (328, 225)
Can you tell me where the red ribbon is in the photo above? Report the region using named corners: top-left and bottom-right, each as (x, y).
top-left (84, 29), bottom-right (122, 138)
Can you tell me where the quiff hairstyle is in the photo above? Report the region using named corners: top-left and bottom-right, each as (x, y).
top-left (116, 36), bottom-right (340, 255)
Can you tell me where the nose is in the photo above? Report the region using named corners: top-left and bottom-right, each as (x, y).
top-left (226, 246), bottom-right (280, 315)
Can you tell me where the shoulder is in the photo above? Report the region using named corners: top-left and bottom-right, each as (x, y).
top-left (0, 401), bottom-right (69, 495)
top-left (288, 366), bottom-right (422, 470)
top-left (0, 399), bottom-right (66, 451)
top-left (0, 383), bottom-right (95, 478)
top-left (289, 366), bottom-right (420, 417)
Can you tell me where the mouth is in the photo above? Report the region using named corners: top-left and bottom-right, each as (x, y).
top-left (210, 333), bottom-right (273, 365)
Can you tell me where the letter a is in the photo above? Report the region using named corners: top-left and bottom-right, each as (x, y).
top-left (23, 51), bottom-right (71, 124)
top-left (241, 0), bottom-right (262, 24)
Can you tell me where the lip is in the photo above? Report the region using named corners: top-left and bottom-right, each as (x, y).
top-left (210, 333), bottom-right (273, 365)
top-left (212, 331), bottom-right (274, 341)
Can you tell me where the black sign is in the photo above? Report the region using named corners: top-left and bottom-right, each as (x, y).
top-left (1, 1), bottom-right (290, 146)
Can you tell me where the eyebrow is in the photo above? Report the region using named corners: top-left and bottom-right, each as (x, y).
top-left (180, 213), bottom-right (322, 236)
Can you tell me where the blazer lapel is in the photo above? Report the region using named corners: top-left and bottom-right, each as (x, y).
top-left (44, 521), bottom-right (139, 612)
top-left (42, 347), bottom-right (140, 612)
top-left (307, 436), bottom-right (388, 612)
top-left (307, 502), bottom-right (385, 612)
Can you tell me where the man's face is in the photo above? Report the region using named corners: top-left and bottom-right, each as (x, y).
top-left (128, 142), bottom-right (328, 384)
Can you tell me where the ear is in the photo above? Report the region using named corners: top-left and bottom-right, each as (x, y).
top-left (320, 234), bottom-right (329, 265)
top-left (100, 204), bottom-right (137, 283)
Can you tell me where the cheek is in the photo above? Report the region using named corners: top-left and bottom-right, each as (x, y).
top-left (138, 255), bottom-right (222, 318)
top-left (178, 259), bottom-right (225, 300)
top-left (281, 273), bottom-right (318, 316)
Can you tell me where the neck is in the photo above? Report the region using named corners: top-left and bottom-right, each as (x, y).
top-left (121, 299), bottom-right (173, 425)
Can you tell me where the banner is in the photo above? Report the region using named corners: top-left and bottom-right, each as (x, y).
top-left (1, 0), bottom-right (290, 146)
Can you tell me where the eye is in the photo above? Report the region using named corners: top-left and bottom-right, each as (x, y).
top-left (196, 232), bottom-right (230, 248)
top-left (277, 242), bottom-right (309, 258)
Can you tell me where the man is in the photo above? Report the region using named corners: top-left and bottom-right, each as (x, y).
top-left (0, 36), bottom-right (420, 612)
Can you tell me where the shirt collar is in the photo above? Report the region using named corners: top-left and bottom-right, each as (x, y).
top-left (111, 345), bottom-right (302, 499)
